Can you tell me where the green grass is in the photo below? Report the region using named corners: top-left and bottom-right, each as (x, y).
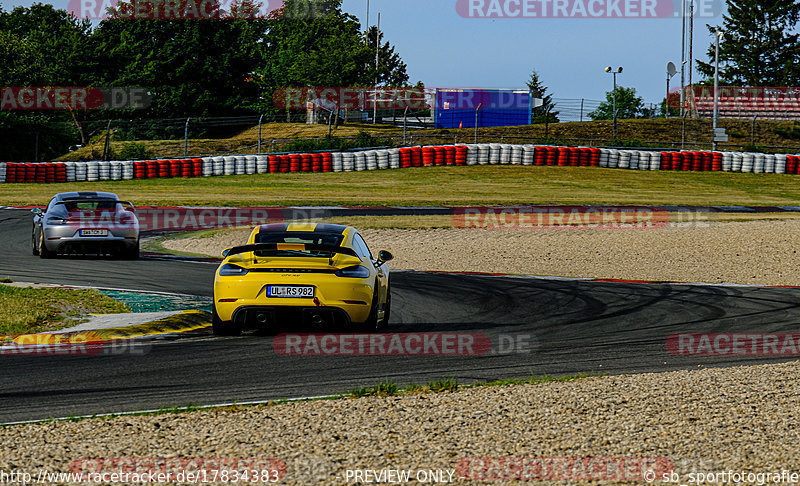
top-left (5, 165), bottom-right (800, 208)
top-left (427, 377), bottom-right (459, 393)
top-left (469, 372), bottom-right (603, 388)
top-left (56, 119), bottom-right (800, 162)
top-left (348, 380), bottom-right (399, 398)
top-left (0, 284), bottom-right (130, 334)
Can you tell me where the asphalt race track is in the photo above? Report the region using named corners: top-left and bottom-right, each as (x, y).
top-left (1, 208), bottom-right (800, 423)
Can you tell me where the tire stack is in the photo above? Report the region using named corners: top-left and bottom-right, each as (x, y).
top-left (167, 159), bottom-right (180, 177)
top-left (410, 147), bottom-right (422, 167)
top-left (732, 153), bottom-right (743, 172)
top-left (455, 145), bottom-right (469, 166)
top-left (331, 152), bottom-right (344, 172)
top-left (74, 162), bottom-right (87, 181)
top-left (244, 155), bottom-right (257, 174)
top-left (488, 144), bottom-right (501, 164)
top-left (465, 145), bottom-right (478, 165)
top-left (43, 164), bottom-right (54, 183)
top-left (212, 157), bottom-right (223, 176)
top-left (421, 147), bottom-right (435, 167)
top-left (365, 150), bottom-right (378, 171)
top-left (477, 145), bottom-right (489, 165)
top-left (122, 161), bottom-right (134, 180)
top-left (399, 148), bottom-right (412, 168)
top-left (285, 154), bottom-right (297, 172)
top-left (753, 153), bottom-right (765, 173)
top-left (443, 145), bottom-right (456, 165)
top-left (5, 163), bottom-right (16, 183)
top-left (389, 149), bottom-right (400, 169)
top-left (201, 157), bottom-right (214, 176)
top-left (64, 162), bottom-right (77, 182)
top-left (179, 159), bottom-right (191, 178)
top-left (311, 153), bottom-right (323, 172)
top-left (155, 160), bottom-right (168, 178)
top-left (232, 156), bottom-right (245, 175)
top-left (86, 161), bottom-right (99, 181)
top-left (322, 153), bottom-right (333, 172)
top-left (775, 154), bottom-right (787, 174)
top-left (786, 155), bottom-right (799, 174)
top-left (110, 161), bottom-right (122, 180)
top-left (764, 154), bottom-right (775, 173)
top-left (297, 154), bottom-right (309, 172)
top-left (741, 153), bottom-right (754, 172)
top-left (343, 152), bottom-right (355, 171)
top-left (354, 152), bottom-right (366, 171)
top-left (376, 150), bottom-right (390, 170)
top-left (510, 145), bottom-right (523, 165)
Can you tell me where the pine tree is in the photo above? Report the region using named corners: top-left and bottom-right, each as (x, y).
top-left (696, 0), bottom-right (800, 85)
top-left (526, 70), bottom-right (559, 124)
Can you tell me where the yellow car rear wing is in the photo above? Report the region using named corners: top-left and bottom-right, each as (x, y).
top-left (223, 243), bottom-right (360, 258)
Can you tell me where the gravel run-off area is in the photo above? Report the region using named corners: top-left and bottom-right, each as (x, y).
top-left (3, 362), bottom-right (800, 484)
top-left (165, 219), bottom-right (800, 286)
top-left (4, 219), bottom-right (800, 484)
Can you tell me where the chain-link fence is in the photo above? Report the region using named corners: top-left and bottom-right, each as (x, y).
top-left (5, 107), bottom-right (800, 162)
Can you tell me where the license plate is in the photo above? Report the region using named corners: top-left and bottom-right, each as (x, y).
top-left (267, 285), bottom-right (314, 298)
top-left (80, 229), bottom-right (108, 236)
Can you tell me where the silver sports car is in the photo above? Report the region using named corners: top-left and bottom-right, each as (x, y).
top-left (32, 191), bottom-right (140, 259)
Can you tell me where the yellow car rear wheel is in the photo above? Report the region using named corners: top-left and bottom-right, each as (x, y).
top-left (211, 303), bottom-right (241, 336)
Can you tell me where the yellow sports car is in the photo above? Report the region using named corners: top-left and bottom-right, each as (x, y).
top-left (212, 223), bottom-right (393, 335)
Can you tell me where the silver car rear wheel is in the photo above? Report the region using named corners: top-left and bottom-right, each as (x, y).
top-left (39, 231), bottom-right (53, 259)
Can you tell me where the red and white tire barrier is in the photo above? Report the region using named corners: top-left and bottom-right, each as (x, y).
top-left (3, 144), bottom-right (799, 183)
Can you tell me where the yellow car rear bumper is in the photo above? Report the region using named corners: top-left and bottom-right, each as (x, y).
top-left (214, 274), bottom-right (375, 325)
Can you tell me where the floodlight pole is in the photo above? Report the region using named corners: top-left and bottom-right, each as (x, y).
top-left (402, 106), bottom-right (409, 145)
top-left (474, 103), bottom-right (482, 143)
top-left (257, 113), bottom-right (264, 154)
top-left (184, 117), bottom-right (190, 157)
top-left (605, 67), bottom-right (622, 139)
top-left (666, 75), bottom-right (670, 118)
top-left (373, 13), bottom-right (380, 124)
top-left (680, 0), bottom-right (686, 117)
top-left (712, 28), bottom-right (722, 151)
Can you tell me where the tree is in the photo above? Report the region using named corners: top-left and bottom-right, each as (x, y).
top-left (254, 0), bottom-right (409, 113)
top-left (0, 4), bottom-right (93, 159)
top-left (696, 0), bottom-right (800, 85)
top-left (588, 86), bottom-right (645, 120)
top-left (365, 26), bottom-right (410, 87)
top-left (0, 3), bottom-right (94, 86)
top-left (91, 3), bottom-right (267, 118)
top-left (526, 70), bottom-right (559, 123)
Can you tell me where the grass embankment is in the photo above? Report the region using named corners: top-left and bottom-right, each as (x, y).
top-left (0, 283), bottom-right (129, 334)
top-left (56, 118), bottom-right (800, 161)
top-left (4, 166), bottom-right (800, 208)
top-left (58, 123), bottom-right (400, 161)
